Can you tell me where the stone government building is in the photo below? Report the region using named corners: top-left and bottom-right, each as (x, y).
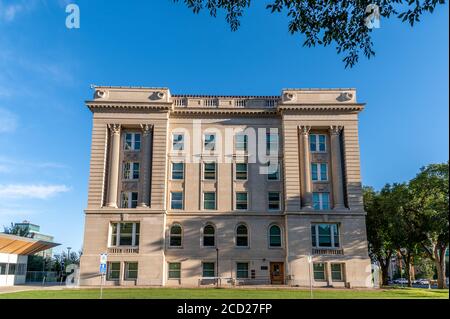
top-left (79, 86), bottom-right (372, 288)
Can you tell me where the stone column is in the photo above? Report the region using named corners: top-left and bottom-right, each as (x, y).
top-left (107, 124), bottom-right (121, 208)
top-left (300, 126), bottom-right (313, 209)
top-left (138, 124), bottom-right (152, 207)
top-left (329, 125), bottom-right (345, 209)
top-left (326, 262), bottom-right (333, 286)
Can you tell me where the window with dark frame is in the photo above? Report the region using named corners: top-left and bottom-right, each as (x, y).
top-left (168, 262), bottom-right (181, 279)
top-left (203, 224), bottom-right (215, 247)
top-left (269, 225), bottom-right (282, 247)
top-left (124, 262), bottom-right (138, 280)
top-left (171, 162), bottom-right (184, 180)
top-left (110, 222), bottom-right (140, 247)
top-left (124, 133), bottom-right (141, 151)
top-left (235, 192), bottom-right (248, 210)
top-left (169, 224), bottom-right (182, 247)
top-left (203, 162), bottom-right (216, 180)
top-left (236, 224), bottom-right (248, 247)
top-left (202, 262), bottom-right (215, 278)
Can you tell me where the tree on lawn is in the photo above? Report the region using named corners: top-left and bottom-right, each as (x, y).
top-left (174, 0), bottom-right (445, 67)
top-left (379, 183), bottom-right (424, 287)
top-left (409, 162), bottom-right (449, 289)
top-left (364, 186), bottom-right (397, 286)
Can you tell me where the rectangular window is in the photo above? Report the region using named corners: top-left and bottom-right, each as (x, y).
top-left (311, 224), bottom-right (340, 248)
top-left (172, 133), bottom-right (184, 151)
top-left (16, 264), bottom-right (26, 276)
top-left (124, 133), bottom-right (141, 151)
top-left (0, 263), bottom-right (6, 275)
top-left (120, 192), bottom-right (138, 208)
top-left (171, 162), bottom-right (184, 180)
top-left (311, 163), bottom-right (328, 181)
top-left (7, 264), bottom-right (15, 275)
top-left (331, 263), bottom-right (343, 281)
top-left (310, 134), bottom-right (326, 152)
top-left (235, 133), bottom-right (248, 152)
top-left (312, 192), bottom-right (330, 210)
top-left (267, 163), bottom-right (280, 181)
top-left (235, 192), bottom-right (248, 210)
top-left (204, 133), bottom-right (216, 151)
top-left (202, 262), bottom-right (215, 278)
top-left (313, 263), bottom-right (326, 281)
top-left (236, 262), bottom-right (249, 279)
top-left (203, 192), bottom-right (217, 210)
top-left (168, 262), bottom-right (181, 279)
top-left (171, 192), bottom-right (183, 210)
top-left (268, 192), bottom-right (281, 210)
top-left (235, 163), bottom-right (248, 180)
top-left (124, 262), bottom-right (138, 280)
top-left (107, 262), bottom-right (120, 280)
top-left (203, 162), bottom-right (216, 180)
top-left (110, 222), bottom-right (140, 247)
top-left (123, 162), bottom-right (140, 180)
top-left (266, 133), bottom-right (279, 154)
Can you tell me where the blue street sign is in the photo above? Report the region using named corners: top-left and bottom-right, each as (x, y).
top-left (99, 263), bottom-right (107, 274)
top-left (99, 253), bottom-right (108, 274)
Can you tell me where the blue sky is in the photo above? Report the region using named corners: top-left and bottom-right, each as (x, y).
top-left (0, 0), bottom-right (448, 253)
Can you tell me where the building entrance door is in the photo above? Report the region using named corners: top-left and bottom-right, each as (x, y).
top-left (270, 262), bottom-right (284, 284)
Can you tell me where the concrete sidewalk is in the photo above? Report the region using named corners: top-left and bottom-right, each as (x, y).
top-left (0, 284), bottom-right (66, 294)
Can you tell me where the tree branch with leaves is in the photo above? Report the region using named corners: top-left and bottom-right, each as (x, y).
top-left (174, 0), bottom-right (445, 67)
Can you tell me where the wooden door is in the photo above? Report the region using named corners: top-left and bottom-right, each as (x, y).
top-left (270, 262), bottom-right (284, 284)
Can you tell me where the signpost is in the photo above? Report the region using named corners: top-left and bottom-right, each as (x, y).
top-left (99, 253), bottom-right (107, 299)
top-left (60, 259), bottom-right (65, 285)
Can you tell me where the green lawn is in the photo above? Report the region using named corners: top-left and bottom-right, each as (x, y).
top-left (0, 287), bottom-right (448, 299)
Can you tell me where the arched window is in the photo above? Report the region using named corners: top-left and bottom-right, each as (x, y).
top-left (203, 224), bottom-right (215, 247)
top-left (170, 224), bottom-right (182, 247)
top-left (269, 225), bottom-right (281, 247)
top-left (236, 224), bottom-right (248, 247)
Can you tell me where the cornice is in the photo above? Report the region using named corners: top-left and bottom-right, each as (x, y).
top-left (85, 101), bottom-right (365, 115)
top-left (86, 100), bottom-right (172, 112)
top-left (277, 103), bottom-right (365, 112)
top-left (284, 210), bottom-right (367, 216)
top-left (84, 208), bottom-right (166, 214)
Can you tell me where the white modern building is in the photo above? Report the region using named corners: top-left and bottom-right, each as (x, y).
top-left (0, 233), bottom-right (59, 286)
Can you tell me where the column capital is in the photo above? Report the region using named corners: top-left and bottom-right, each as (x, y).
top-left (140, 124), bottom-right (153, 136)
top-left (299, 125), bottom-right (311, 135)
top-left (329, 125), bottom-right (343, 135)
top-left (108, 124), bottom-right (121, 135)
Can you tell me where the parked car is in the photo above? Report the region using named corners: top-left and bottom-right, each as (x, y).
top-left (414, 279), bottom-right (430, 285)
top-left (393, 278), bottom-right (408, 284)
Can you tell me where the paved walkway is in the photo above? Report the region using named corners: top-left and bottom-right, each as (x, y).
top-left (0, 284), bottom-right (65, 294)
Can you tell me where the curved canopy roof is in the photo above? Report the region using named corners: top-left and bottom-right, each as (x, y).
top-left (0, 233), bottom-right (60, 255)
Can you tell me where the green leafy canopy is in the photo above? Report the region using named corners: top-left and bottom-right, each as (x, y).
top-left (174, 0), bottom-right (445, 67)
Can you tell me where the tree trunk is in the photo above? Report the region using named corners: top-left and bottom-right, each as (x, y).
top-left (434, 245), bottom-right (447, 289)
top-left (400, 251), bottom-right (413, 287)
top-left (380, 262), bottom-right (390, 286)
top-left (405, 254), bottom-right (412, 287)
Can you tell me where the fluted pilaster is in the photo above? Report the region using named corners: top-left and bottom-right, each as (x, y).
top-left (138, 124), bottom-right (152, 207)
top-left (300, 125), bottom-right (313, 209)
top-left (329, 125), bottom-right (346, 209)
top-left (106, 124), bottom-right (121, 208)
